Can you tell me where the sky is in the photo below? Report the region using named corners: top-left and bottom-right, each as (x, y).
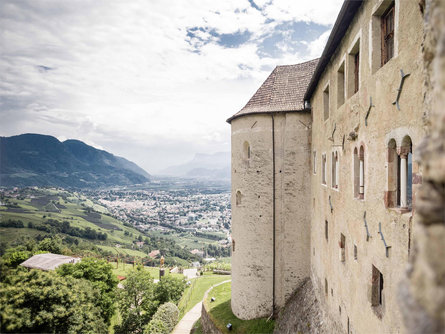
top-left (0, 0), bottom-right (343, 174)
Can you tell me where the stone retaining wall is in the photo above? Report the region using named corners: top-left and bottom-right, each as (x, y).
top-left (200, 280), bottom-right (230, 334)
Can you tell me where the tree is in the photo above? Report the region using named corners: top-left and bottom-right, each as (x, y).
top-left (0, 269), bottom-right (107, 334)
top-left (114, 267), bottom-right (158, 334)
top-left (57, 257), bottom-right (118, 324)
top-left (37, 237), bottom-right (63, 254)
top-left (154, 275), bottom-right (186, 305)
top-left (144, 302), bottom-right (179, 334)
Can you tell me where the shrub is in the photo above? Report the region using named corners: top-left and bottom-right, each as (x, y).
top-left (144, 302), bottom-right (179, 334)
top-left (154, 275), bottom-right (187, 305)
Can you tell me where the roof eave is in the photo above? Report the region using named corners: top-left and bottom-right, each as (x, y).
top-left (226, 108), bottom-right (309, 124)
top-left (303, 0), bottom-right (364, 102)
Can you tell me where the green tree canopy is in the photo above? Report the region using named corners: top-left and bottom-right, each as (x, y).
top-left (154, 275), bottom-right (186, 305)
top-left (0, 269), bottom-right (107, 334)
top-left (114, 267), bottom-right (158, 334)
top-left (57, 257), bottom-right (118, 323)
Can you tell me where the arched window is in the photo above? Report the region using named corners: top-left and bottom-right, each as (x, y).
top-left (385, 136), bottom-right (413, 209)
top-left (243, 141), bottom-right (251, 162)
top-left (236, 191), bottom-right (242, 206)
top-left (399, 136), bottom-right (413, 208)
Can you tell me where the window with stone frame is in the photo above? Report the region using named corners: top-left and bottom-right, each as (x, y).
top-left (381, 2), bottom-right (395, 66)
top-left (385, 136), bottom-right (413, 209)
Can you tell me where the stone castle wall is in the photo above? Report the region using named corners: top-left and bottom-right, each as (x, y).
top-left (309, 0), bottom-right (424, 333)
top-left (229, 0), bottom-right (443, 333)
top-left (230, 111), bottom-right (311, 320)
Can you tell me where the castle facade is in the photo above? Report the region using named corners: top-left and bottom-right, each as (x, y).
top-left (228, 0), bottom-right (426, 332)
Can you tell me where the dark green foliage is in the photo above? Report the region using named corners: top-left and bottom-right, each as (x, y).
top-left (57, 257), bottom-right (118, 324)
top-left (114, 268), bottom-right (158, 334)
top-left (154, 275), bottom-right (187, 305)
top-left (0, 269), bottom-right (107, 334)
top-left (29, 218), bottom-right (108, 240)
top-left (38, 237), bottom-right (63, 254)
top-left (0, 219), bottom-right (24, 228)
top-left (144, 302), bottom-right (179, 334)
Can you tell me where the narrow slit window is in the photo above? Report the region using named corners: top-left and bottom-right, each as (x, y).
top-left (236, 191), bottom-right (242, 206)
top-left (332, 151), bottom-right (339, 189)
top-left (337, 62), bottom-right (345, 107)
top-left (325, 220), bottom-right (329, 241)
top-left (339, 233), bottom-right (346, 262)
top-left (322, 154), bottom-right (327, 185)
top-left (372, 265), bottom-right (384, 307)
top-left (323, 85), bottom-right (330, 121)
top-left (354, 244), bottom-right (358, 260)
top-left (313, 151), bottom-right (317, 174)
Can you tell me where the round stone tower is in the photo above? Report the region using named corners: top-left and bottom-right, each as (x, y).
top-left (227, 59), bottom-right (318, 320)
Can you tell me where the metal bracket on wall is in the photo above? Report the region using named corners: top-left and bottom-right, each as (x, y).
top-left (363, 211), bottom-right (371, 241)
top-left (329, 195), bottom-right (333, 213)
top-left (392, 69), bottom-right (410, 111)
top-left (365, 96), bottom-right (375, 126)
top-left (328, 123), bottom-right (336, 142)
top-left (378, 222), bottom-right (392, 258)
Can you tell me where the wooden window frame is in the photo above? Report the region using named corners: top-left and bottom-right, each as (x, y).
top-left (354, 52), bottom-right (359, 94)
top-left (381, 3), bottom-right (395, 66)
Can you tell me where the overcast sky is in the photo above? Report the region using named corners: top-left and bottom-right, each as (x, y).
top-left (0, 0), bottom-right (343, 174)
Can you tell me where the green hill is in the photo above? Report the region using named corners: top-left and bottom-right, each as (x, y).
top-left (0, 188), bottom-right (198, 266)
top-left (0, 133), bottom-right (150, 188)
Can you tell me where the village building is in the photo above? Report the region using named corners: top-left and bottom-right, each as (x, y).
top-left (228, 0), bottom-right (427, 332)
top-left (20, 253), bottom-right (80, 271)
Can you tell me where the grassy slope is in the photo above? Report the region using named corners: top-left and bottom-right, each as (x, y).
top-left (178, 273), bottom-right (231, 319)
top-left (0, 190), bottom-right (148, 253)
top-left (204, 281), bottom-right (275, 334)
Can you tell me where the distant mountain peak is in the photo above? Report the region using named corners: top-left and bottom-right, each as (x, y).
top-left (162, 151), bottom-right (230, 180)
top-left (0, 133), bottom-right (150, 188)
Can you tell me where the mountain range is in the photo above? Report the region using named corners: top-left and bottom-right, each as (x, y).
top-left (162, 152), bottom-right (230, 180)
top-left (0, 134), bottom-right (150, 188)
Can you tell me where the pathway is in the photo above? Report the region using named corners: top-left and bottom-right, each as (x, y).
top-left (171, 301), bottom-right (202, 334)
top-left (172, 279), bottom-right (231, 334)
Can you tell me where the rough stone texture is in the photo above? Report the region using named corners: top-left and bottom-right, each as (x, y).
top-left (231, 110), bottom-right (312, 320)
top-left (398, 0), bottom-right (445, 333)
top-left (274, 278), bottom-right (342, 334)
top-left (201, 303), bottom-right (223, 334)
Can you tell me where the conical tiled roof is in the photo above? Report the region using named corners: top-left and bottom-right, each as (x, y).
top-left (227, 58), bottom-right (318, 123)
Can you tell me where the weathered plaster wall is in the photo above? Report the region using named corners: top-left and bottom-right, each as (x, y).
top-left (309, 0), bottom-right (424, 333)
top-left (230, 111), bottom-right (311, 320)
top-left (399, 0), bottom-right (445, 332)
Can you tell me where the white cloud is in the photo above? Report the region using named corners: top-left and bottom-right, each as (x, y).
top-left (0, 0), bottom-right (342, 173)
